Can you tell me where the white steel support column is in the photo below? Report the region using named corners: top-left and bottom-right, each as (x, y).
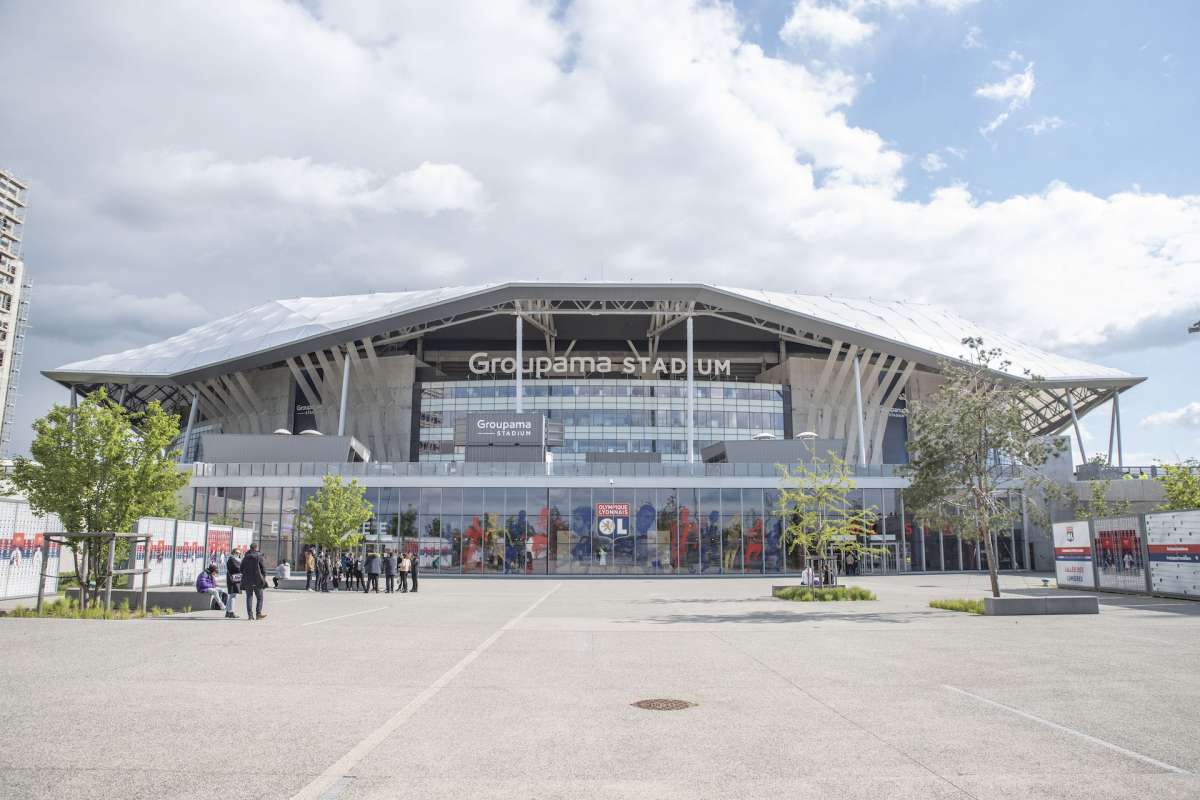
top-left (337, 350), bottom-right (351, 436)
top-left (1065, 391), bottom-right (1086, 463)
top-left (852, 356), bottom-right (867, 466)
top-left (686, 316), bottom-right (695, 464)
top-left (1107, 393), bottom-right (1117, 464)
top-left (515, 314), bottom-right (524, 414)
top-left (1114, 391), bottom-right (1124, 467)
top-left (180, 391), bottom-right (199, 463)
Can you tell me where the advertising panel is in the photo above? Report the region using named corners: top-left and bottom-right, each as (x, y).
top-left (207, 526), bottom-right (234, 574)
top-left (1052, 520), bottom-right (1094, 589)
top-left (173, 521), bottom-right (207, 586)
top-left (464, 412), bottom-right (544, 445)
top-left (133, 517), bottom-right (175, 588)
top-left (0, 499), bottom-right (62, 600)
top-left (1094, 516), bottom-right (1145, 592)
top-left (1145, 510), bottom-right (1200, 599)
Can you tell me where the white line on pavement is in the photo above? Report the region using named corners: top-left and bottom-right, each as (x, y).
top-left (942, 685), bottom-right (1189, 774)
top-left (289, 583), bottom-right (562, 800)
top-left (300, 606), bottom-right (387, 627)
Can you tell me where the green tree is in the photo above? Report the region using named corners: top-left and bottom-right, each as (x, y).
top-left (903, 339), bottom-right (1065, 598)
top-left (5, 389), bottom-right (189, 605)
top-left (775, 455), bottom-right (882, 583)
top-left (1073, 456), bottom-right (1132, 519)
top-left (1159, 460), bottom-right (1200, 511)
top-left (297, 474), bottom-right (373, 553)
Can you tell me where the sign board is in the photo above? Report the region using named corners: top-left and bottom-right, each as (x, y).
top-left (1146, 510), bottom-right (1200, 599)
top-left (1052, 521), bottom-right (1095, 589)
top-left (463, 412), bottom-right (543, 446)
top-left (596, 503), bottom-right (630, 538)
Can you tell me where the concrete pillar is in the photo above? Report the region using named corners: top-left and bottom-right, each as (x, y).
top-left (686, 317), bottom-right (695, 464)
top-left (180, 391), bottom-right (199, 463)
top-left (337, 350), bottom-right (351, 436)
top-left (852, 356), bottom-right (867, 465)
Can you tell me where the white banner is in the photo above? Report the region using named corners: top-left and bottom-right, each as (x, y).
top-left (1146, 510), bottom-right (1200, 599)
top-left (1052, 520), bottom-right (1094, 589)
top-left (173, 520), bottom-right (206, 586)
top-left (0, 498), bottom-right (63, 600)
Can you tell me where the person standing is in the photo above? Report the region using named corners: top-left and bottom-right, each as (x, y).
top-left (241, 543), bottom-right (268, 621)
top-left (398, 553), bottom-right (410, 593)
top-left (304, 547), bottom-right (316, 591)
top-left (383, 550), bottom-right (397, 593)
top-left (225, 548), bottom-right (243, 618)
top-left (365, 550), bottom-right (381, 593)
top-left (317, 553), bottom-right (331, 592)
top-left (409, 549), bottom-right (419, 593)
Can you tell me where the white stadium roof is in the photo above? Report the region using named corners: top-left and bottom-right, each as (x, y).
top-left (46, 282), bottom-right (1140, 390)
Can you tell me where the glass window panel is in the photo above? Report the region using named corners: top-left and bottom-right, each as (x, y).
top-left (699, 487), bottom-right (721, 574)
top-left (743, 489), bottom-right (764, 575)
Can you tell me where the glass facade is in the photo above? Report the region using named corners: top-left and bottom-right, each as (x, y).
top-left (194, 484), bottom-right (1027, 575)
top-left (417, 379), bottom-right (786, 462)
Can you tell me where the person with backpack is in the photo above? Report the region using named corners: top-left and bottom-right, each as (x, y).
top-left (240, 543), bottom-right (269, 621)
top-left (196, 564), bottom-right (234, 618)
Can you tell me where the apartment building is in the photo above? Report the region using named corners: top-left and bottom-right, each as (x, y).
top-left (0, 170), bottom-right (31, 456)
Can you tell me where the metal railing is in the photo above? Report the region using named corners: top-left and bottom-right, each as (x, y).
top-left (191, 460), bottom-right (914, 480)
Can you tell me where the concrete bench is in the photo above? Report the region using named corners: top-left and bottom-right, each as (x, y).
top-left (984, 596), bottom-right (1099, 616)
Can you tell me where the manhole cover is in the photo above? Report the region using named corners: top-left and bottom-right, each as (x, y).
top-left (632, 698), bottom-right (696, 711)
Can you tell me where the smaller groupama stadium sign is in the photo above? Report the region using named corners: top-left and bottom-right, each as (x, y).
top-left (468, 353), bottom-right (731, 378)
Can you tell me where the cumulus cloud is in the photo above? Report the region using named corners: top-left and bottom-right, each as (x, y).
top-left (962, 25), bottom-right (983, 49)
top-left (1141, 402), bottom-right (1200, 429)
top-left (0, 0), bottom-right (1198, 454)
top-left (781, 1), bottom-right (876, 49)
top-left (780, 0), bottom-right (976, 50)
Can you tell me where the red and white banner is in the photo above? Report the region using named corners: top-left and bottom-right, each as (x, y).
top-left (1052, 520), bottom-right (1094, 589)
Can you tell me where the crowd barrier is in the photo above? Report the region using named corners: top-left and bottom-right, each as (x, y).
top-left (131, 517), bottom-right (255, 588)
top-left (1053, 509), bottom-right (1200, 600)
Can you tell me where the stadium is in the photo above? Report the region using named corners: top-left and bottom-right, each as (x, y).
top-left (43, 282), bottom-right (1143, 576)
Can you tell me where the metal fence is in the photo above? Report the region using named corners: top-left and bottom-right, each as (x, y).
top-left (1055, 510), bottom-right (1200, 601)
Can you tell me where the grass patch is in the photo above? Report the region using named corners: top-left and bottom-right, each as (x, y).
top-left (929, 598), bottom-right (985, 615)
top-left (773, 585), bottom-right (876, 602)
top-left (0, 599), bottom-right (176, 620)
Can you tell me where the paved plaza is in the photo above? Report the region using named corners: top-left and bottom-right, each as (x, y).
top-left (1, 574), bottom-right (1198, 800)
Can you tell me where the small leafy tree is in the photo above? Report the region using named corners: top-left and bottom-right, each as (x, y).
top-left (1073, 456), bottom-right (1132, 519)
top-left (776, 455), bottom-right (882, 583)
top-left (5, 389), bottom-right (189, 605)
top-left (1159, 460), bottom-right (1200, 511)
top-left (297, 474), bottom-right (373, 553)
top-left (903, 339), bottom-right (1066, 598)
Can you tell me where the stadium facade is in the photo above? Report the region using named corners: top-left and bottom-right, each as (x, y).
top-left (44, 283), bottom-right (1143, 576)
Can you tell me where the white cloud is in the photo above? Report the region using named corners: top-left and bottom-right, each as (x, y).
top-left (962, 25), bottom-right (982, 49)
top-left (921, 152), bottom-right (948, 172)
top-left (780, 0), bottom-right (977, 49)
top-left (1141, 402), bottom-right (1200, 429)
top-left (1023, 115), bottom-right (1065, 135)
top-left (977, 61), bottom-right (1035, 136)
top-left (1, 0), bottom-right (1199, 456)
top-left (780, 1), bottom-right (876, 49)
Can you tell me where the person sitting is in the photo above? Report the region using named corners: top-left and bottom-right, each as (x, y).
top-left (273, 560), bottom-right (291, 589)
top-left (196, 564), bottom-right (235, 618)
top-left (801, 564), bottom-right (819, 587)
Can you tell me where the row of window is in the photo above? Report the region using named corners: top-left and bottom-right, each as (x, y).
top-left (195, 485), bottom-right (1027, 574)
top-left (419, 409), bottom-right (786, 431)
top-left (421, 381), bottom-right (785, 402)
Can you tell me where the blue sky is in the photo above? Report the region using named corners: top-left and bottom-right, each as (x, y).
top-left (0, 0), bottom-right (1196, 465)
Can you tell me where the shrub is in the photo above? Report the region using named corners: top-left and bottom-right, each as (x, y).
top-left (773, 585), bottom-right (876, 602)
top-left (0, 599), bottom-right (176, 619)
top-left (929, 598), bottom-right (985, 615)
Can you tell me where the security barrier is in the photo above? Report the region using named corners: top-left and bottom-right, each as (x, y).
top-left (1056, 510), bottom-right (1200, 601)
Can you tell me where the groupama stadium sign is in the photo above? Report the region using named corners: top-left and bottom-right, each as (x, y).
top-left (468, 353), bottom-right (731, 378)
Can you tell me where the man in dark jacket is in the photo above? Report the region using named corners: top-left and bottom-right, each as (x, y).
top-left (383, 550), bottom-right (397, 593)
top-left (364, 551), bottom-right (381, 593)
top-left (240, 543), bottom-right (268, 621)
top-left (409, 549), bottom-right (419, 593)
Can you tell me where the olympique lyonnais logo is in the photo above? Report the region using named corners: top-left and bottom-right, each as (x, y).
top-left (1065, 526), bottom-right (1075, 543)
top-left (596, 503), bottom-right (631, 538)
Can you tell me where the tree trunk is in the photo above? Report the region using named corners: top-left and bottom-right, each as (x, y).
top-left (981, 523), bottom-right (1000, 598)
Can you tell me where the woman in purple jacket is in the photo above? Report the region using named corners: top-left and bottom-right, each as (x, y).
top-left (196, 565), bottom-right (234, 618)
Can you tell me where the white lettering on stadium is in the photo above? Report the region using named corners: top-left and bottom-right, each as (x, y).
top-left (467, 352), bottom-right (729, 377)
